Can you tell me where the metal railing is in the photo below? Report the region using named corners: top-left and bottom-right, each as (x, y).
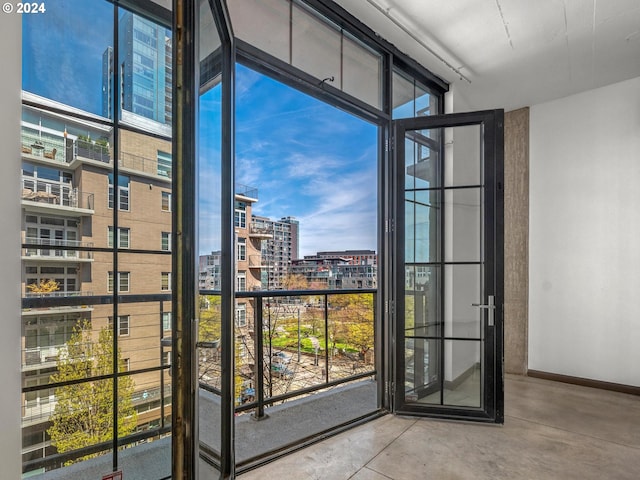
top-left (120, 151), bottom-right (172, 178)
top-left (75, 138), bottom-right (110, 163)
top-left (21, 127), bottom-right (67, 163)
top-left (21, 127), bottom-right (112, 164)
top-left (247, 255), bottom-right (270, 268)
top-left (249, 225), bottom-right (273, 237)
top-left (198, 288), bottom-right (377, 419)
top-left (236, 183), bottom-right (258, 199)
top-left (22, 238), bottom-right (94, 260)
top-left (21, 178), bottom-right (94, 210)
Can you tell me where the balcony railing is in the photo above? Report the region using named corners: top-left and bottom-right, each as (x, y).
top-left (120, 151), bottom-right (172, 178)
top-left (198, 288), bottom-right (377, 419)
top-left (21, 127), bottom-right (67, 163)
top-left (22, 127), bottom-right (112, 164)
top-left (21, 178), bottom-right (94, 210)
top-left (22, 238), bottom-right (94, 260)
top-left (75, 138), bottom-right (110, 163)
top-left (23, 290), bottom-right (93, 299)
top-left (236, 183), bottom-right (258, 200)
top-left (249, 225), bottom-right (273, 238)
top-left (21, 393), bottom-right (56, 424)
top-left (247, 255), bottom-right (271, 268)
top-left (22, 346), bottom-right (62, 367)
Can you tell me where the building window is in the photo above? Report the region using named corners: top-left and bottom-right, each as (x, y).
top-left (108, 226), bottom-right (130, 249)
top-left (162, 312), bottom-right (171, 331)
top-left (237, 237), bottom-right (246, 261)
top-left (121, 358), bottom-right (130, 372)
top-left (108, 272), bottom-right (130, 293)
top-left (109, 315), bottom-right (130, 336)
top-left (236, 271), bottom-right (246, 292)
top-left (161, 191), bottom-right (171, 211)
top-left (161, 231), bottom-right (171, 251)
top-left (161, 272), bottom-right (171, 291)
top-left (162, 351), bottom-right (171, 366)
top-left (157, 150), bottom-right (172, 178)
top-left (235, 303), bottom-right (247, 327)
top-left (108, 174), bottom-right (130, 211)
top-left (234, 209), bottom-right (246, 228)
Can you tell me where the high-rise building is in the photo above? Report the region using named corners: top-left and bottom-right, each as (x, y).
top-left (102, 12), bottom-right (172, 124)
top-left (251, 215), bottom-right (299, 289)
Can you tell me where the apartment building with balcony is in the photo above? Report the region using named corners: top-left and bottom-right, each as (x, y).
top-left (291, 255), bottom-right (377, 289)
top-left (20, 92), bottom-right (173, 466)
top-left (251, 215), bottom-right (299, 289)
top-left (313, 250), bottom-right (377, 266)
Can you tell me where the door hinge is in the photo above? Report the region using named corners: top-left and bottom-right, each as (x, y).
top-left (385, 218), bottom-right (394, 233)
top-left (385, 299), bottom-right (395, 316)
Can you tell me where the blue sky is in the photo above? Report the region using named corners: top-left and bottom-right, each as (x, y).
top-left (23, 1), bottom-right (379, 258)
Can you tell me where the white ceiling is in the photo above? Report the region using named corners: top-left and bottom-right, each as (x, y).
top-left (334, 0), bottom-right (640, 110)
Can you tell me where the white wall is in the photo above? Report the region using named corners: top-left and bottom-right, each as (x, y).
top-left (529, 76), bottom-right (640, 387)
top-left (0, 10), bottom-right (23, 479)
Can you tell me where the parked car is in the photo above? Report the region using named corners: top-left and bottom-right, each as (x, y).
top-left (272, 351), bottom-right (292, 365)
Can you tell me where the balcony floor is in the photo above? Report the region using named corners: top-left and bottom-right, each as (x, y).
top-left (237, 374), bottom-right (640, 480)
top-left (28, 374), bottom-right (640, 479)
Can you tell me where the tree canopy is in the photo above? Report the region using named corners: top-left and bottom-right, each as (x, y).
top-left (47, 320), bottom-right (137, 462)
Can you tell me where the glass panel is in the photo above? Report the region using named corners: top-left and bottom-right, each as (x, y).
top-left (342, 34), bottom-right (382, 109)
top-left (22, 1), bottom-right (174, 476)
top-left (443, 340), bottom-right (482, 407)
top-left (444, 124), bottom-right (482, 187)
top-left (444, 188), bottom-right (482, 263)
top-left (404, 130), bottom-right (441, 189)
top-left (197, 2), bottom-right (223, 471)
top-left (291, 3), bottom-right (341, 87)
top-left (445, 264), bottom-right (483, 339)
top-left (404, 265), bottom-right (441, 338)
top-left (22, 0), bottom-right (113, 114)
top-left (406, 339), bottom-right (482, 408)
top-left (199, 0), bottom-right (222, 61)
top-left (234, 64), bottom-right (377, 291)
top-left (392, 71), bottom-right (415, 119)
top-left (327, 293), bottom-right (375, 381)
top-left (113, 300), bottom-right (166, 372)
top-left (393, 70), bottom-right (438, 119)
top-left (403, 337), bottom-right (438, 402)
top-left (231, 63), bottom-right (378, 464)
top-left (117, 10), bottom-right (173, 126)
top-left (117, 372), bottom-right (171, 477)
top-left (228, 0), bottom-right (290, 63)
top-left (405, 189), bottom-right (441, 264)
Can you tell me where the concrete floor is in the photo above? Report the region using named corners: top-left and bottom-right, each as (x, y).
top-left (238, 374), bottom-right (640, 480)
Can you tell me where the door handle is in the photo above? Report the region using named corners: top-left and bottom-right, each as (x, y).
top-left (472, 295), bottom-right (495, 327)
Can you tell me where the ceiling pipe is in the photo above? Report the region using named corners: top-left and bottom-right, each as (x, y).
top-left (364, 0), bottom-right (473, 83)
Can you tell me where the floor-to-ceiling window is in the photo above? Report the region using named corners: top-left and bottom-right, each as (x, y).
top-left (19, 1), bottom-right (447, 478)
top-left (21, 1), bottom-right (174, 477)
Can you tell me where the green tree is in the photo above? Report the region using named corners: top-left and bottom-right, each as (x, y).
top-left (198, 295), bottom-right (222, 385)
top-left (47, 320), bottom-right (137, 463)
top-left (337, 293), bottom-right (375, 358)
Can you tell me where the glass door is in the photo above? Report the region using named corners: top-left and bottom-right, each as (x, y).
top-left (393, 110), bottom-right (504, 422)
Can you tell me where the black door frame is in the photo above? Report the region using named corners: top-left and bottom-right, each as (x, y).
top-left (391, 109), bottom-right (504, 423)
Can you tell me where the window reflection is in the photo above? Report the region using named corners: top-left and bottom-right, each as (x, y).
top-left (21, 1), bottom-right (172, 475)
